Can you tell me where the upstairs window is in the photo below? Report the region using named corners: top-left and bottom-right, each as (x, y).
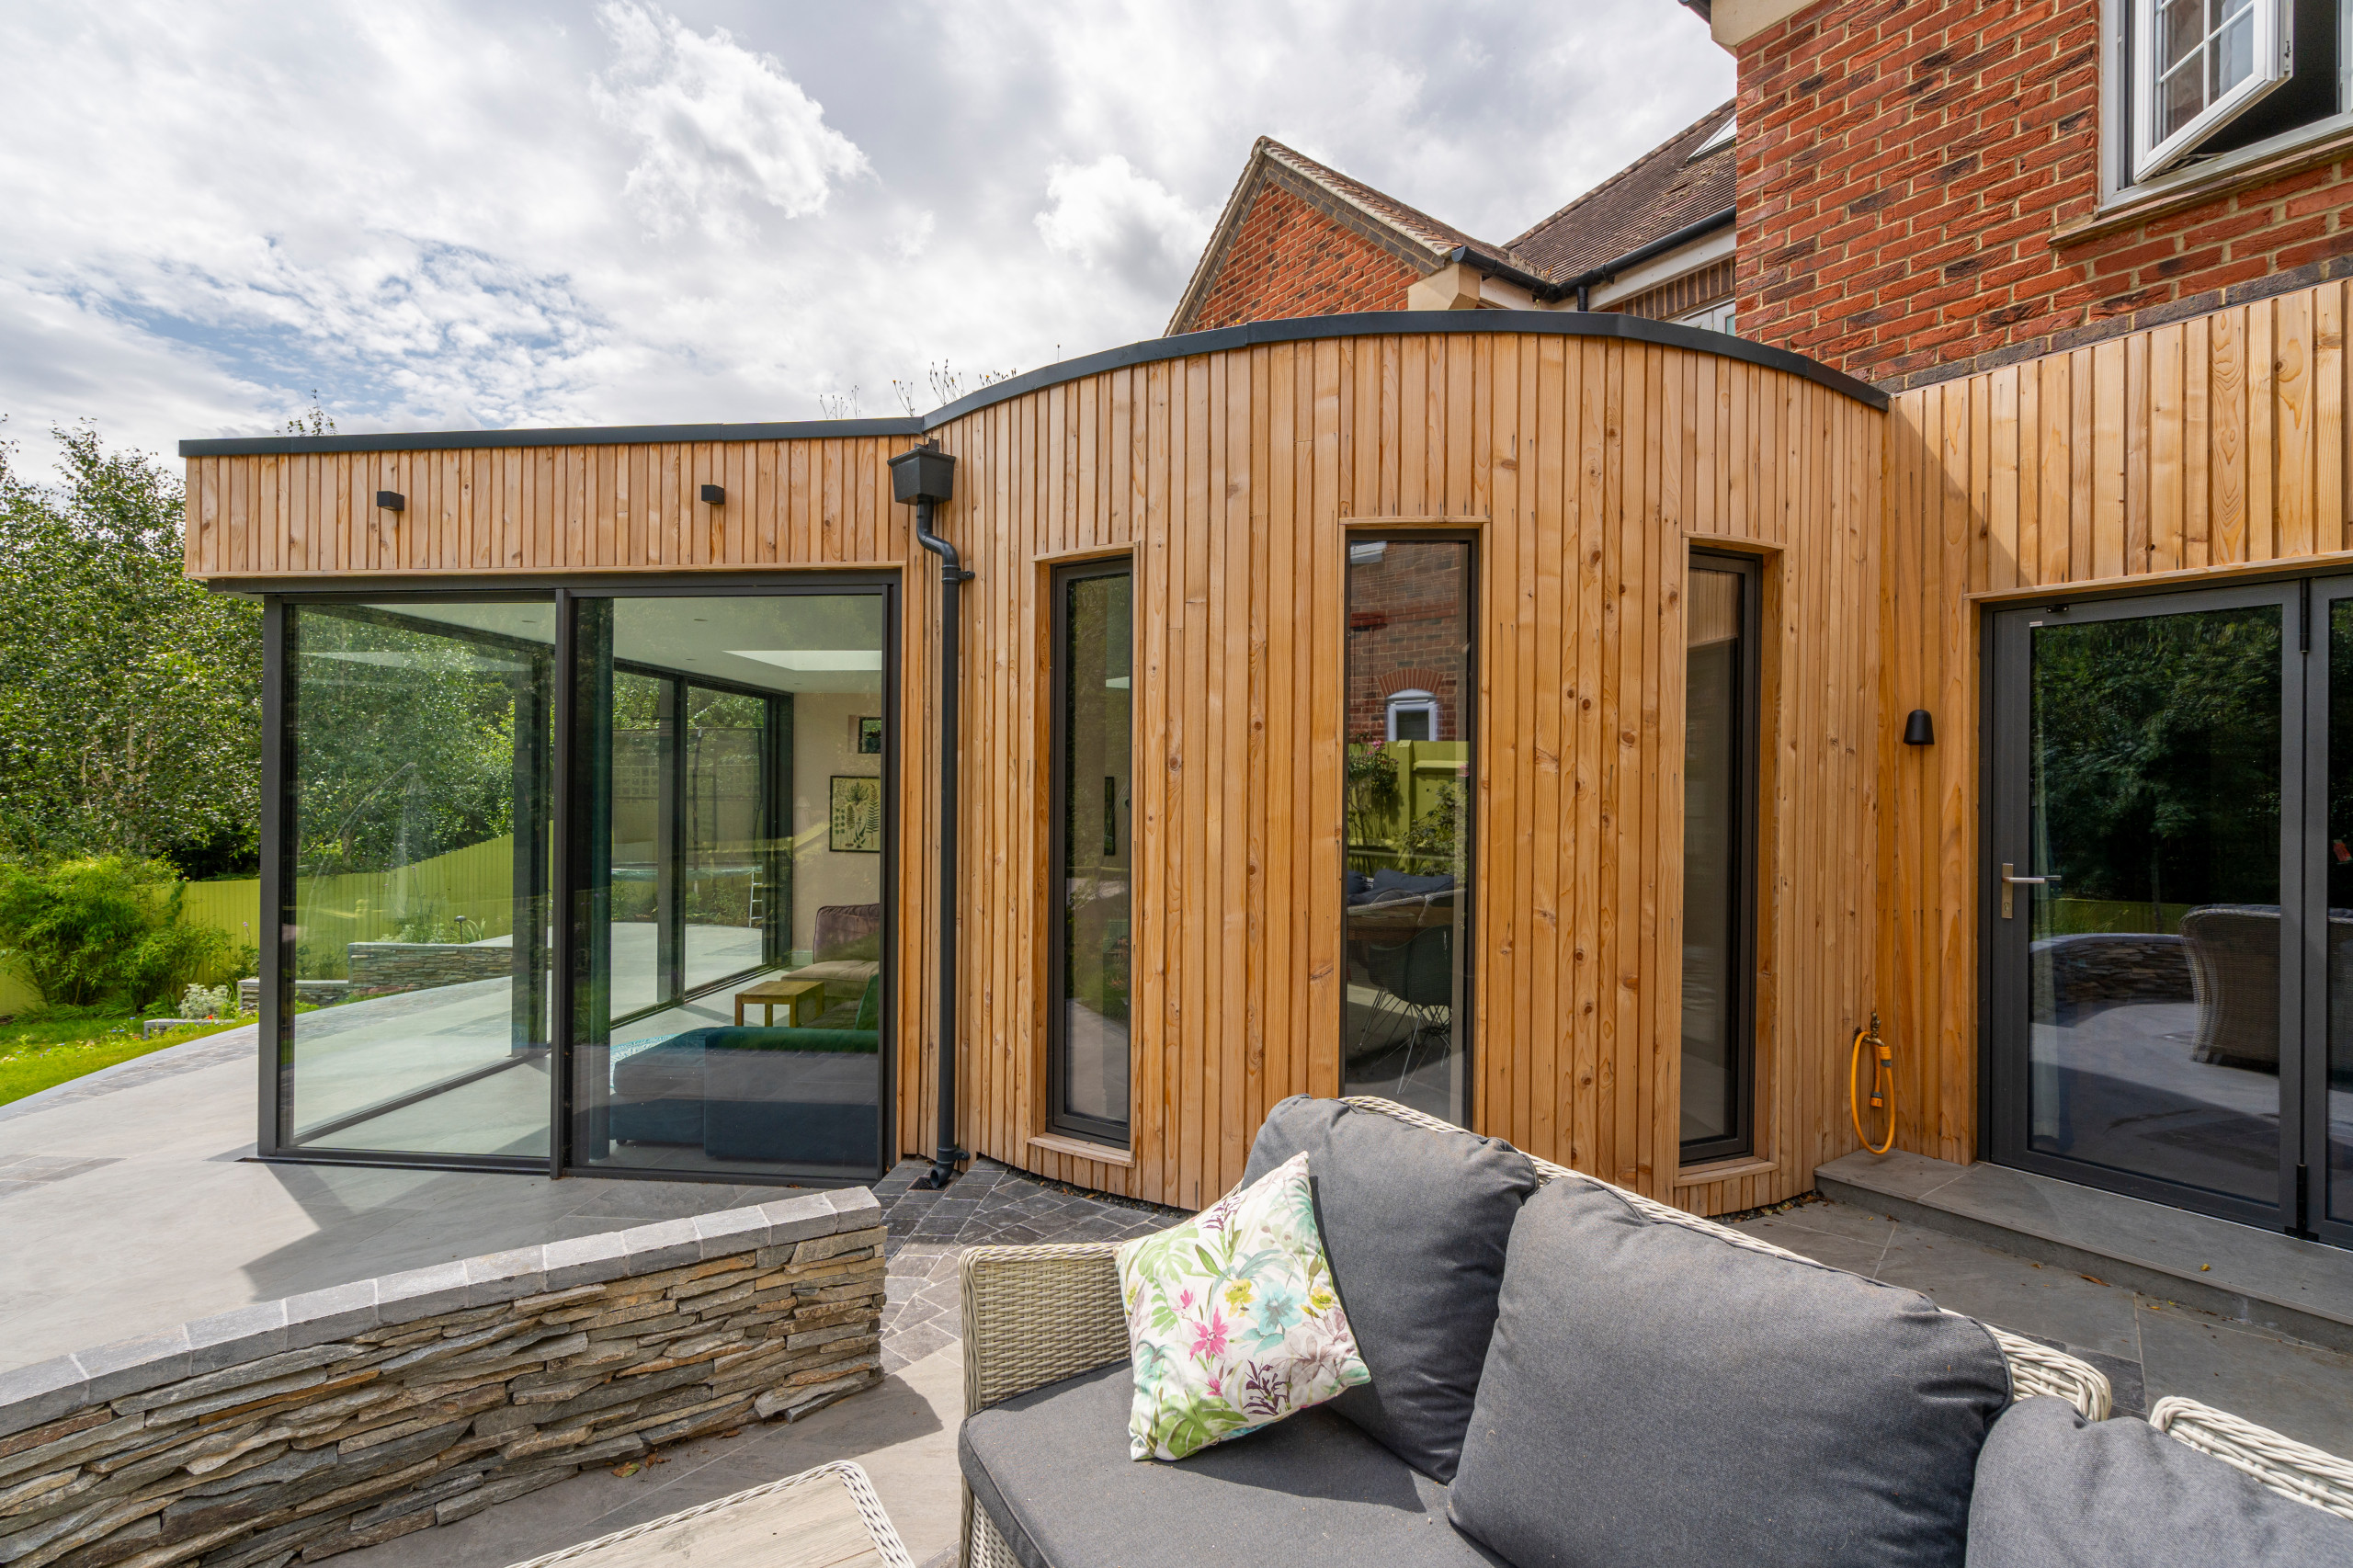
top-left (2122, 0), bottom-right (2346, 186)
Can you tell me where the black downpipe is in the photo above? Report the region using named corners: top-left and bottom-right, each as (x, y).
top-left (896, 444), bottom-right (968, 1190)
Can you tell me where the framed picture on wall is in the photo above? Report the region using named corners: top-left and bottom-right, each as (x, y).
top-left (828, 775), bottom-right (883, 853)
top-left (853, 715), bottom-right (883, 755)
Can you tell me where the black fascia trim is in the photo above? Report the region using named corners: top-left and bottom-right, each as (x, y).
top-left (179, 312), bottom-right (1884, 462)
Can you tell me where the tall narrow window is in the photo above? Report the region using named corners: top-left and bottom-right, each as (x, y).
top-left (1343, 535), bottom-right (1474, 1126)
top-left (1682, 551), bottom-right (1759, 1163)
top-left (1051, 561), bottom-right (1133, 1144)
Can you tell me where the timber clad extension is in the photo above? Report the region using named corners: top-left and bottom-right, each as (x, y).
top-left (180, 0), bottom-right (2353, 1242)
top-left (187, 317), bottom-right (1883, 1217)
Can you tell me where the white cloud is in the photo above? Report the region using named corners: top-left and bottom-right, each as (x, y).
top-left (0, 0), bottom-right (1733, 475)
top-left (591, 2), bottom-right (869, 239)
top-left (1035, 155), bottom-right (1211, 295)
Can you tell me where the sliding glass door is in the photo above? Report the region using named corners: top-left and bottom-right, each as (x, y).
top-left (569, 591), bottom-right (890, 1181)
top-left (280, 599), bottom-right (555, 1160)
top-left (1987, 579), bottom-right (2347, 1244)
top-left (266, 582), bottom-right (892, 1184)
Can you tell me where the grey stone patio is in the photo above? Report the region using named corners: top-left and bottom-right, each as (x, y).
top-left (3, 1023), bottom-right (2347, 1566)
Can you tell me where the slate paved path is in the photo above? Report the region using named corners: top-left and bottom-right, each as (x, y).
top-left (872, 1156), bottom-right (1180, 1372)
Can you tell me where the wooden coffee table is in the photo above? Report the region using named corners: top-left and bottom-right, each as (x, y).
top-left (734, 975), bottom-right (825, 1028)
top-left (501, 1460), bottom-right (913, 1568)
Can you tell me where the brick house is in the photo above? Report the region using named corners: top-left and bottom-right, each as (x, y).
top-left (1706, 0), bottom-right (2353, 388)
top-left (1166, 107), bottom-right (1742, 335)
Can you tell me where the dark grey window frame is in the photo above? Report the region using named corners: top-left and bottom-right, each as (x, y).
top-left (1046, 555), bottom-right (1136, 1148)
top-left (256, 572), bottom-right (898, 1188)
top-left (1980, 574), bottom-right (2345, 1243)
top-left (1682, 548), bottom-right (1762, 1166)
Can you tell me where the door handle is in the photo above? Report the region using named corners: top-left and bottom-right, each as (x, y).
top-left (1999, 863), bottom-right (2053, 920)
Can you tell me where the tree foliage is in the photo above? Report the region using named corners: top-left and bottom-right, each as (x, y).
top-left (2030, 608), bottom-right (2281, 907)
top-left (0, 426), bottom-right (262, 873)
top-left (0, 856), bottom-right (234, 1009)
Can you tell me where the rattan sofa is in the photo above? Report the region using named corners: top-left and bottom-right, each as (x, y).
top-left (956, 1096), bottom-right (2353, 1566)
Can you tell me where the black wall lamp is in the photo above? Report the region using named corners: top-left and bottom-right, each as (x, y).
top-left (1903, 709), bottom-right (1936, 745)
top-left (699, 483), bottom-right (725, 505)
top-left (374, 490), bottom-right (404, 512)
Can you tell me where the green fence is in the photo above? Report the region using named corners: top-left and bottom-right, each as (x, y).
top-left (1344, 740), bottom-right (1468, 875)
top-left (0, 835), bottom-right (531, 1015)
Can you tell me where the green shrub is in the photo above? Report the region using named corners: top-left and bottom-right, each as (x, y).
top-left (0, 857), bottom-right (231, 1010)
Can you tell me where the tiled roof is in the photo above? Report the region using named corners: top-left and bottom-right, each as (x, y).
top-left (1255, 139), bottom-right (1525, 270)
top-left (1506, 100), bottom-right (1737, 280)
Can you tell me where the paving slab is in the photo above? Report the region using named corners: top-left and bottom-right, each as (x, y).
top-left (1817, 1148), bottom-right (2353, 1353)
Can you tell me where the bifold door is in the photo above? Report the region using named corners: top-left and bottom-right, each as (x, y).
top-left (1985, 579), bottom-right (2350, 1244)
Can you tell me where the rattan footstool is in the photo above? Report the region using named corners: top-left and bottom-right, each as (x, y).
top-left (503, 1460), bottom-right (915, 1568)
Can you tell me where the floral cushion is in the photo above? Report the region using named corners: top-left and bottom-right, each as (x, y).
top-left (1114, 1152), bottom-right (1371, 1461)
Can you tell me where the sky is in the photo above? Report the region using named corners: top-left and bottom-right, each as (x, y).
top-left (0, 1), bottom-right (1732, 481)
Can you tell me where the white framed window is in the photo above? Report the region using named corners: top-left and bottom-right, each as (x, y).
top-left (2105, 0), bottom-right (2351, 203)
top-left (1386, 688), bottom-right (1438, 743)
top-left (1676, 299), bottom-right (1737, 336)
top-left (2132, 0), bottom-right (2290, 179)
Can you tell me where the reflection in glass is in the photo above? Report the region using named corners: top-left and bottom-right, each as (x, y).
top-left (571, 595), bottom-right (885, 1178)
top-left (1682, 562), bottom-right (1749, 1155)
top-left (1054, 567), bottom-right (1131, 1140)
top-left (285, 601), bottom-right (554, 1157)
top-left (1341, 539), bottom-right (1472, 1125)
top-left (2027, 608), bottom-right (2281, 1208)
top-left (2327, 607), bottom-right (2353, 1225)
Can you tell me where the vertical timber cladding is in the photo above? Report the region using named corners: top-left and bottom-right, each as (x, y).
top-left (926, 333), bottom-right (1883, 1214)
top-left (183, 328), bottom-right (1885, 1216)
top-left (1881, 278), bottom-right (2353, 1173)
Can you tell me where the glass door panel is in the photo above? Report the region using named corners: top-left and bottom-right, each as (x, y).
top-left (2313, 589), bottom-right (2353, 1242)
top-left (608, 668), bottom-right (672, 1021)
top-left (569, 592), bottom-right (887, 1181)
top-left (282, 599), bottom-right (555, 1160)
top-left (683, 685), bottom-right (771, 995)
top-left (1990, 586), bottom-right (2298, 1230)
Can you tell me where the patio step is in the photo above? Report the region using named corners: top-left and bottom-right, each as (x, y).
top-left (1814, 1150), bottom-right (2353, 1356)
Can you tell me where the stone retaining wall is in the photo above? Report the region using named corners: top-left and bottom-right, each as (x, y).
top-left (0, 1189), bottom-right (885, 1568)
top-left (344, 944), bottom-right (514, 997)
top-left (2030, 931), bottom-right (2193, 1013)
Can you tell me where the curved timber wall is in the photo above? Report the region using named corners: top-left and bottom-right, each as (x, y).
top-left (183, 313), bottom-right (1888, 1214)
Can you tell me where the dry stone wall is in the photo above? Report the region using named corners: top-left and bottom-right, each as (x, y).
top-left (0, 1188), bottom-right (885, 1568)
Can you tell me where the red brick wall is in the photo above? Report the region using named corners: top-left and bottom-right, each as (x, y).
top-left (1189, 181), bottom-right (1423, 333)
top-left (1345, 544), bottom-right (1467, 744)
top-left (1737, 0), bottom-right (2353, 390)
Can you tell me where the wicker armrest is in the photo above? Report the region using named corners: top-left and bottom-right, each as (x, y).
top-left (2151, 1395), bottom-right (2353, 1521)
top-left (961, 1242), bottom-right (1131, 1415)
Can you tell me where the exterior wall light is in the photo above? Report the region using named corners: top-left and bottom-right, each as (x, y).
top-left (1903, 709), bottom-right (1935, 745)
top-left (699, 483), bottom-right (725, 505)
top-left (374, 491), bottom-right (404, 512)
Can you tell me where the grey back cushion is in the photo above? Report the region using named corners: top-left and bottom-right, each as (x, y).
top-left (1241, 1096), bottom-right (1538, 1483)
top-left (1448, 1178), bottom-right (2011, 1568)
top-left (1968, 1396), bottom-right (2353, 1566)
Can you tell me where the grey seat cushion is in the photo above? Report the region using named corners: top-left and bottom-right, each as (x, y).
top-left (959, 1360), bottom-right (1504, 1568)
top-left (1241, 1096), bottom-right (1538, 1483)
top-left (1448, 1177), bottom-right (2011, 1568)
top-left (1967, 1396), bottom-right (2353, 1566)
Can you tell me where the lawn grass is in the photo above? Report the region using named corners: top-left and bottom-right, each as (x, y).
top-left (0, 1013), bottom-right (246, 1108)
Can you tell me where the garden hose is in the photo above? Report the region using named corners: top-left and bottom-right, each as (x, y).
top-left (1848, 1011), bottom-right (1895, 1155)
